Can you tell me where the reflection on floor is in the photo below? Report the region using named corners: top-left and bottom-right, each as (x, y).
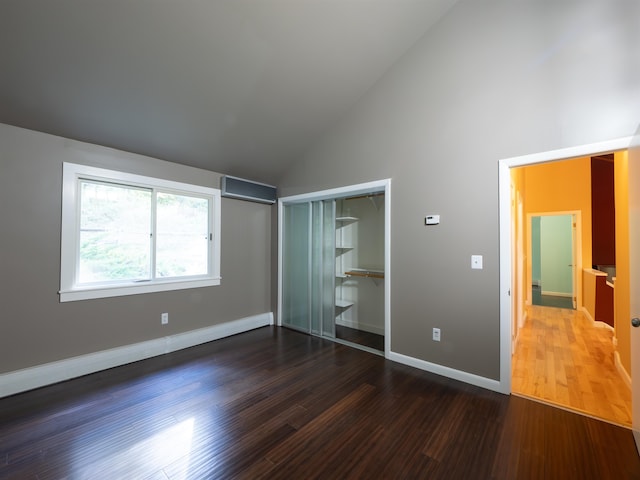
top-left (512, 305), bottom-right (631, 427)
top-left (532, 285), bottom-right (574, 309)
top-left (335, 325), bottom-right (384, 352)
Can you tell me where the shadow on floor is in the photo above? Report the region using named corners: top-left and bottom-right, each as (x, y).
top-left (532, 285), bottom-right (574, 309)
top-left (335, 325), bottom-right (384, 351)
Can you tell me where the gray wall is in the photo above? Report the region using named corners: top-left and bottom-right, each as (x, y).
top-left (0, 123), bottom-right (272, 373)
top-left (278, 0), bottom-right (640, 379)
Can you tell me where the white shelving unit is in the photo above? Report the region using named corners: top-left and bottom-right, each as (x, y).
top-left (335, 213), bottom-right (356, 318)
top-left (335, 195), bottom-right (386, 337)
top-left (336, 216), bottom-right (358, 223)
top-left (335, 299), bottom-right (354, 309)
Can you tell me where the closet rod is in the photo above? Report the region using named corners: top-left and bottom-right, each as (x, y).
top-left (345, 192), bottom-right (384, 201)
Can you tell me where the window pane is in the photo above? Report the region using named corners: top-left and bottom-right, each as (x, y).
top-left (79, 181), bottom-right (152, 283)
top-left (156, 192), bottom-right (209, 278)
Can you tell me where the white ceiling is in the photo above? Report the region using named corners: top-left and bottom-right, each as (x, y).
top-left (0, 0), bottom-right (458, 184)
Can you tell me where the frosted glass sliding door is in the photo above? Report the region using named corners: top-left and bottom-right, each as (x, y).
top-left (310, 202), bottom-right (322, 334)
top-left (282, 199), bottom-right (336, 336)
top-left (282, 202), bottom-right (311, 331)
top-left (321, 200), bottom-right (336, 338)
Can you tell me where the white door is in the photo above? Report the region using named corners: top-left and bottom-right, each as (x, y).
top-left (539, 215), bottom-right (574, 301)
top-left (571, 215), bottom-right (578, 309)
top-left (629, 131), bottom-right (640, 452)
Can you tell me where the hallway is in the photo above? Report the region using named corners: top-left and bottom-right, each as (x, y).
top-left (512, 305), bottom-right (632, 427)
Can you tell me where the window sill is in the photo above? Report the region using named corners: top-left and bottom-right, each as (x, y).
top-left (59, 277), bottom-right (221, 302)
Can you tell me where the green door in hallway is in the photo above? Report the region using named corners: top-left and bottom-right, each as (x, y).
top-left (531, 214), bottom-right (575, 309)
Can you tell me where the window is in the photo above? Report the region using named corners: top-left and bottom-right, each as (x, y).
top-left (60, 162), bottom-right (221, 302)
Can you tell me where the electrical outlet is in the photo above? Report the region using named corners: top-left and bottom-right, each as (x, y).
top-left (432, 327), bottom-right (441, 342)
top-left (161, 312), bottom-right (169, 325)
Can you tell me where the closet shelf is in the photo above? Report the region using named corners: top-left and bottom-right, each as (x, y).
top-left (335, 299), bottom-right (354, 309)
top-left (344, 269), bottom-right (384, 279)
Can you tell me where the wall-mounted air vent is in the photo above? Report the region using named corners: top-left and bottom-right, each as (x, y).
top-left (220, 175), bottom-right (277, 204)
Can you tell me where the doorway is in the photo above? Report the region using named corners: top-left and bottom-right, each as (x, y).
top-left (499, 138), bottom-right (634, 427)
top-left (511, 159), bottom-right (629, 425)
top-left (530, 213), bottom-right (577, 310)
top-left (278, 179), bottom-right (391, 356)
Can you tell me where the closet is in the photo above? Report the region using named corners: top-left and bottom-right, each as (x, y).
top-left (280, 185), bottom-right (387, 353)
top-left (334, 195), bottom-right (385, 350)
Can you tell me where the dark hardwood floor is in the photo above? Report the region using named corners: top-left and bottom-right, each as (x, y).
top-left (335, 324), bottom-right (384, 351)
top-left (1, 326), bottom-right (639, 479)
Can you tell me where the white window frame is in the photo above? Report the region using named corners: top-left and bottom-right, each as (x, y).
top-left (60, 162), bottom-right (221, 302)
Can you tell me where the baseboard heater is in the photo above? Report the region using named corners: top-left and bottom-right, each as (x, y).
top-left (220, 175), bottom-right (277, 204)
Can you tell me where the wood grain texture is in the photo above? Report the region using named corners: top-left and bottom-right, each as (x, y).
top-left (512, 305), bottom-right (632, 426)
top-left (335, 324), bottom-right (384, 351)
top-left (1, 326), bottom-right (638, 479)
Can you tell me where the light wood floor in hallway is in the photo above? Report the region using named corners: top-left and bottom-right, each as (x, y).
top-left (512, 305), bottom-right (632, 427)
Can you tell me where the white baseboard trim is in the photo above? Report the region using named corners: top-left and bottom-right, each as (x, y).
top-left (335, 318), bottom-right (384, 336)
top-left (0, 312), bottom-right (273, 399)
top-left (541, 290), bottom-right (572, 297)
top-left (387, 351), bottom-right (502, 393)
top-left (580, 306), bottom-right (614, 332)
top-left (593, 321), bottom-right (614, 332)
top-left (580, 306), bottom-right (595, 324)
top-left (614, 351), bottom-right (632, 390)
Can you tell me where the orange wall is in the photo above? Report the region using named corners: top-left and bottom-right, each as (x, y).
top-left (522, 156), bottom-right (593, 274)
top-left (614, 150), bottom-right (630, 374)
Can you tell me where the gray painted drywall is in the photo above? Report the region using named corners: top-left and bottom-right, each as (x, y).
top-left (278, 0), bottom-right (640, 379)
top-left (0, 123), bottom-right (272, 373)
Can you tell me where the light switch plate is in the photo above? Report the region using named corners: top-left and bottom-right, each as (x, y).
top-left (471, 255), bottom-right (483, 269)
top-left (425, 214), bottom-right (440, 225)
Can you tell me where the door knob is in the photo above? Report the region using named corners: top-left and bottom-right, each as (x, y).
top-left (632, 318), bottom-right (640, 328)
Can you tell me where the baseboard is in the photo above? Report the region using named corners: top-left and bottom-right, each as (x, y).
top-left (593, 321), bottom-right (614, 332)
top-left (580, 306), bottom-right (595, 324)
top-left (614, 351), bottom-right (632, 390)
top-left (579, 306), bottom-right (614, 332)
top-left (541, 290), bottom-right (572, 297)
top-left (0, 312), bottom-right (273, 398)
top-left (335, 318), bottom-right (384, 336)
top-left (387, 351), bottom-right (502, 393)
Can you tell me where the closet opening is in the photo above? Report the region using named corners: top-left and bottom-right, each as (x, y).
top-left (278, 180), bottom-right (391, 356)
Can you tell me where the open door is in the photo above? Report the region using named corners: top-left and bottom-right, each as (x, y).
top-left (630, 128), bottom-right (640, 453)
top-left (571, 214), bottom-right (578, 309)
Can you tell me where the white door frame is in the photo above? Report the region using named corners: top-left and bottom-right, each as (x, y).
top-left (278, 179), bottom-right (392, 356)
top-left (498, 136), bottom-right (632, 394)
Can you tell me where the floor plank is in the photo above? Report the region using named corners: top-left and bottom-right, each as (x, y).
top-left (335, 324), bottom-right (384, 351)
top-left (512, 305), bottom-right (632, 427)
top-left (1, 326), bottom-right (638, 479)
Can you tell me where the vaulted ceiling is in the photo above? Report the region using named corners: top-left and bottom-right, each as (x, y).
top-left (0, 0), bottom-right (458, 184)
